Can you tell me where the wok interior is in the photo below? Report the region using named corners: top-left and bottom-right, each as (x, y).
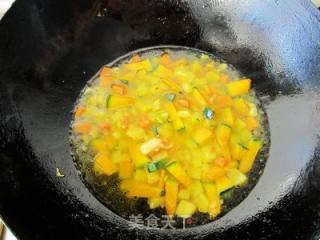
top-left (0, 0), bottom-right (320, 239)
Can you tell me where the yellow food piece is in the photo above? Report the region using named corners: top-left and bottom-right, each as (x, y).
top-left (176, 200), bottom-right (196, 218)
top-left (128, 144), bottom-right (150, 167)
top-left (148, 197), bottom-right (165, 209)
top-left (119, 160), bottom-right (133, 179)
top-left (239, 140), bottom-right (262, 173)
top-left (94, 153), bottom-right (118, 176)
top-left (166, 162), bottom-right (192, 187)
top-left (193, 128), bottom-right (213, 145)
top-left (226, 79), bottom-right (251, 96)
top-left (106, 95), bottom-right (134, 108)
top-left (203, 183), bottom-right (221, 218)
top-left (127, 181), bottom-right (163, 198)
top-left (164, 102), bottom-right (185, 131)
top-left (165, 179), bottom-right (179, 216)
top-left (216, 176), bottom-right (234, 194)
top-left (73, 52), bottom-right (266, 220)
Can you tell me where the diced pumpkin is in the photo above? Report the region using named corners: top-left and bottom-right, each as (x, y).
top-left (216, 124), bottom-right (232, 145)
top-left (189, 181), bottom-right (204, 199)
top-left (128, 181), bottom-right (163, 198)
top-left (165, 179), bottom-right (179, 216)
top-left (94, 153), bottom-right (118, 176)
top-left (148, 197), bottom-right (165, 209)
top-left (166, 162), bottom-right (192, 187)
top-left (119, 160), bottom-right (133, 179)
top-left (226, 168), bottom-right (248, 186)
top-left (194, 193), bottom-right (209, 213)
top-left (164, 102), bottom-right (185, 131)
top-left (75, 106), bottom-right (86, 118)
top-left (191, 88), bottom-right (207, 107)
top-left (125, 59), bottom-right (152, 71)
top-left (245, 116), bottom-right (260, 130)
top-left (134, 168), bottom-right (147, 182)
top-left (216, 176), bottom-right (234, 194)
top-left (161, 78), bottom-right (181, 91)
top-left (239, 140), bottom-right (262, 173)
top-left (176, 200), bottom-right (196, 218)
top-left (193, 128), bottom-right (213, 145)
top-left (214, 95), bottom-right (233, 108)
top-left (128, 144), bottom-right (150, 167)
top-left (233, 98), bottom-right (250, 116)
top-left (106, 95), bottom-right (134, 109)
top-left (220, 108), bottom-right (234, 127)
top-left (146, 170), bottom-right (160, 184)
top-left (203, 183), bottom-right (221, 218)
top-left (178, 188), bottom-right (191, 200)
top-left (202, 166), bottom-right (225, 181)
top-left (226, 79), bottom-right (251, 96)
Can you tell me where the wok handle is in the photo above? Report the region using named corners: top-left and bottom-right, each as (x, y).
top-left (0, 221), bottom-right (4, 240)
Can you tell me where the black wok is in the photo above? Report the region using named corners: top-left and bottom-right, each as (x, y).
top-left (1, 0), bottom-right (320, 239)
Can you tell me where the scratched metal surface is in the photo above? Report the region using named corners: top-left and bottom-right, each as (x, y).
top-left (0, 0), bottom-right (320, 239)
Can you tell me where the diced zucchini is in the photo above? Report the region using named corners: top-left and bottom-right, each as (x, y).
top-left (178, 188), bottom-right (191, 200)
top-left (106, 95), bottom-right (134, 109)
top-left (194, 193), bottom-right (209, 213)
top-left (220, 108), bottom-right (234, 127)
top-left (133, 168), bottom-right (147, 182)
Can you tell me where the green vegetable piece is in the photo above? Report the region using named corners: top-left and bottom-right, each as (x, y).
top-left (151, 126), bottom-right (159, 136)
top-left (165, 93), bottom-right (176, 102)
top-left (146, 159), bottom-right (174, 173)
top-left (120, 79), bottom-right (129, 85)
top-left (203, 107), bottom-right (215, 120)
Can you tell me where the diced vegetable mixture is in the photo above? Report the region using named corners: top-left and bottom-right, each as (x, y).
top-left (71, 50), bottom-right (265, 219)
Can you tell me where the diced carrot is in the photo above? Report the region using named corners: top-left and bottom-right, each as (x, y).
top-left (74, 122), bottom-right (92, 134)
top-left (139, 116), bottom-right (151, 129)
top-left (75, 106), bottom-right (86, 118)
top-left (100, 67), bottom-right (112, 87)
top-left (100, 123), bottom-right (111, 135)
top-left (227, 79), bottom-right (251, 96)
top-left (246, 117), bottom-right (259, 130)
top-left (130, 54), bottom-right (141, 63)
top-left (111, 84), bottom-right (127, 95)
top-left (177, 98), bottom-right (190, 108)
top-left (214, 157), bottom-right (229, 168)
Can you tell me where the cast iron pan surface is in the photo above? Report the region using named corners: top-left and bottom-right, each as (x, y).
top-left (1, 0), bottom-right (320, 239)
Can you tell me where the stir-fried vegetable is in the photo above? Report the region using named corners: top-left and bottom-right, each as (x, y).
top-left (72, 51), bottom-right (266, 220)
